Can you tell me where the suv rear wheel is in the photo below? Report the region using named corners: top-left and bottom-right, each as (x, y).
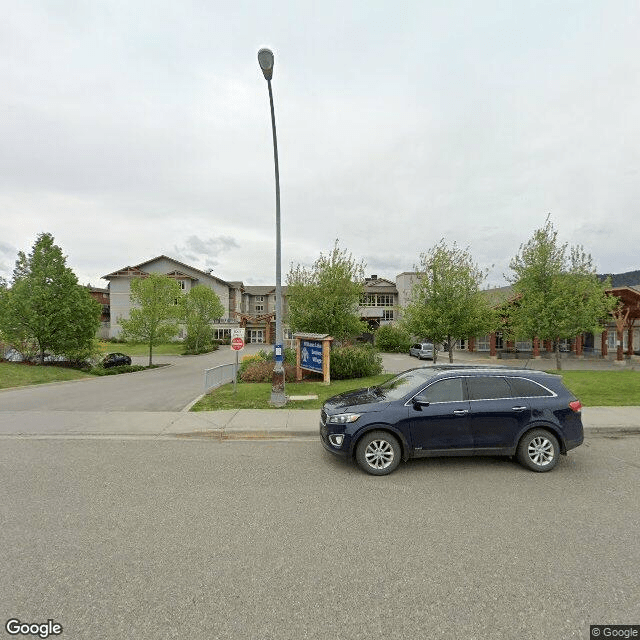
top-left (355, 431), bottom-right (401, 476)
top-left (517, 428), bottom-right (560, 472)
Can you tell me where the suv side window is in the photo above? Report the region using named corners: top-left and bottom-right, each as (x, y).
top-left (507, 377), bottom-right (554, 397)
top-left (467, 376), bottom-right (511, 401)
top-left (415, 377), bottom-right (464, 404)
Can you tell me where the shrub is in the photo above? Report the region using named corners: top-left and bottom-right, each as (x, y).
top-left (375, 325), bottom-right (412, 353)
top-left (239, 360), bottom-right (297, 383)
top-left (90, 364), bottom-right (152, 376)
top-left (330, 344), bottom-right (383, 380)
top-left (238, 347), bottom-right (296, 377)
top-left (182, 340), bottom-right (220, 355)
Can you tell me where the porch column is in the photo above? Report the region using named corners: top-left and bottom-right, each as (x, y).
top-left (468, 337), bottom-right (475, 353)
top-left (575, 335), bottom-right (583, 357)
top-left (533, 337), bottom-right (540, 358)
top-left (489, 333), bottom-right (497, 357)
top-left (601, 330), bottom-right (608, 357)
top-left (544, 340), bottom-right (553, 352)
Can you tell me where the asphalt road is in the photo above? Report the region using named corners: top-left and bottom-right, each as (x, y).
top-left (0, 344), bottom-right (266, 412)
top-left (1, 436), bottom-right (638, 640)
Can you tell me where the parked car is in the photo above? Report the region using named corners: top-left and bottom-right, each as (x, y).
top-left (409, 342), bottom-right (435, 360)
top-left (320, 366), bottom-right (584, 475)
top-left (102, 352), bottom-right (132, 368)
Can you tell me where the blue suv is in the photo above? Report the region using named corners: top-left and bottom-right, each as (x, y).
top-left (320, 366), bottom-right (584, 475)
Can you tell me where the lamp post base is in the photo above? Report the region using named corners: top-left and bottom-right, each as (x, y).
top-left (270, 367), bottom-right (286, 407)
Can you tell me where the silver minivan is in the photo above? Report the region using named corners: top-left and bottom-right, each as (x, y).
top-left (409, 342), bottom-right (435, 360)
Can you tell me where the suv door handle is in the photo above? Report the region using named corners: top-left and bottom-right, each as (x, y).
top-left (453, 409), bottom-right (468, 416)
top-left (512, 406), bottom-right (527, 412)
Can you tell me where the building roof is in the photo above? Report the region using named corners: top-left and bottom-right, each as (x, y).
top-left (103, 255), bottom-right (232, 287)
top-left (607, 286), bottom-right (640, 320)
top-left (244, 285), bottom-right (275, 295)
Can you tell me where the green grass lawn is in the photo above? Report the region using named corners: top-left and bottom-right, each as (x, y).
top-left (0, 362), bottom-right (93, 389)
top-left (192, 370), bottom-right (640, 411)
top-left (551, 370), bottom-right (640, 407)
top-left (98, 341), bottom-right (188, 356)
top-left (191, 375), bottom-right (395, 411)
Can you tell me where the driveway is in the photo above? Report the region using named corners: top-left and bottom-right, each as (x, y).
top-left (0, 344), bottom-right (265, 412)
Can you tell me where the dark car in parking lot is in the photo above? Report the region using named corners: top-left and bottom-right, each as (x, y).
top-left (102, 352), bottom-right (132, 368)
top-left (320, 366), bottom-right (584, 475)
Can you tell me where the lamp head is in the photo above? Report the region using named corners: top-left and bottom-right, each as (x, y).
top-left (258, 48), bottom-right (274, 80)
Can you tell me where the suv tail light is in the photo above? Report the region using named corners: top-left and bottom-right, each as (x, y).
top-left (569, 400), bottom-right (582, 413)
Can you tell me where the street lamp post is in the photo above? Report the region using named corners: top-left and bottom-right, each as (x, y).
top-left (258, 47), bottom-right (286, 407)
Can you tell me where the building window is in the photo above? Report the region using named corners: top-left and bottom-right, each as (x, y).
top-left (215, 328), bottom-right (231, 340)
top-left (477, 335), bottom-right (490, 351)
top-left (382, 310), bottom-right (394, 321)
top-left (255, 305), bottom-right (264, 313)
top-left (178, 280), bottom-right (186, 290)
top-left (255, 296), bottom-right (264, 302)
top-left (361, 293), bottom-right (394, 307)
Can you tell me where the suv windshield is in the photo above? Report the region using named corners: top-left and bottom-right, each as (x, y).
top-left (375, 368), bottom-right (439, 401)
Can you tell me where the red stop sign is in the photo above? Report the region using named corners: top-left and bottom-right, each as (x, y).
top-left (231, 337), bottom-right (244, 351)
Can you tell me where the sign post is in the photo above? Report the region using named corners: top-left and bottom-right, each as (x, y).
top-left (230, 328), bottom-right (245, 394)
top-left (294, 333), bottom-right (333, 385)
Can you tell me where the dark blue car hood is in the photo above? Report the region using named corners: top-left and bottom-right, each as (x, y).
top-left (323, 387), bottom-right (389, 414)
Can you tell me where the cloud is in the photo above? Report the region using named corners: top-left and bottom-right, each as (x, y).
top-left (175, 235), bottom-right (240, 257)
top-left (0, 241), bottom-right (17, 280)
top-left (171, 235), bottom-right (241, 276)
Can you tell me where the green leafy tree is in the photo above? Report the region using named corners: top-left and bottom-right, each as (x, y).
top-left (119, 273), bottom-right (182, 366)
top-left (402, 240), bottom-right (496, 363)
top-left (375, 324), bottom-right (412, 353)
top-left (286, 240), bottom-right (368, 342)
top-left (508, 216), bottom-right (618, 369)
top-left (0, 233), bottom-right (101, 363)
top-left (180, 284), bottom-right (225, 354)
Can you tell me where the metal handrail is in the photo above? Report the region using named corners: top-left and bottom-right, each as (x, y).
top-left (203, 363), bottom-right (236, 393)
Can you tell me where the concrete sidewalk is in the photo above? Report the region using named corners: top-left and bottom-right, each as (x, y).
top-left (0, 407), bottom-right (638, 439)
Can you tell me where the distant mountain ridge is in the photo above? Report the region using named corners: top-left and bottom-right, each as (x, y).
top-left (598, 270), bottom-right (640, 287)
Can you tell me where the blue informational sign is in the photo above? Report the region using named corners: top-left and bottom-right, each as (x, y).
top-left (274, 343), bottom-right (284, 363)
top-left (300, 339), bottom-right (323, 373)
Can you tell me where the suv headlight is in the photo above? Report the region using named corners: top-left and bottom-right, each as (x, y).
top-left (327, 413), bottom-right (361, 425)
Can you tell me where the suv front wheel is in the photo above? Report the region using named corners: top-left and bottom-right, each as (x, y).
top-left (355, 430), bottom-right (401, 476)
top-left (517, 428), bottom-right (560, 472)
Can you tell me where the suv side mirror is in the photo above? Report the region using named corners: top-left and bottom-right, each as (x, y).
top-left (412, 397), bottom-right (430, 410)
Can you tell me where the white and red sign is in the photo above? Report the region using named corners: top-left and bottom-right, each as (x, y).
top-left (231, 328), bottom-right (245, 351)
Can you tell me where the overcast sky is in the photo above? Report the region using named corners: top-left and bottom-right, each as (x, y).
top-left (1, 1), bottom-right (638, 289)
